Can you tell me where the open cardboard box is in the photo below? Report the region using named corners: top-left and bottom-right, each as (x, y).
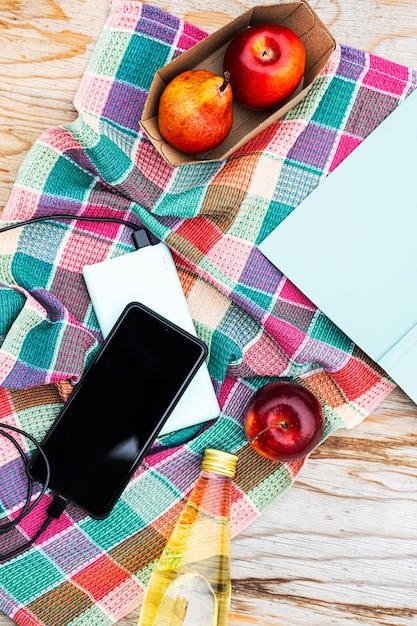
top-left (140, 1), bottom-right (336, 167)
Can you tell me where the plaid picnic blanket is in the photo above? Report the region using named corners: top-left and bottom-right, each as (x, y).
top-left (0, 1), bottom-right (416, 624)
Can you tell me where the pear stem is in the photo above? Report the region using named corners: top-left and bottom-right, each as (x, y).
top-left (219, 71), bottom-right (230, 94)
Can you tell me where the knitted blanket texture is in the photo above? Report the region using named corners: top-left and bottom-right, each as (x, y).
top-left (0, 2), bottom-right (416, 625)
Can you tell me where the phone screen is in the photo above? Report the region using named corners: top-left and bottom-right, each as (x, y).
top-left (29, 302), bottom-right (207, 519)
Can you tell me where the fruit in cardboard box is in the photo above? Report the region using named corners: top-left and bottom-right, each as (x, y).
top-left (157, 69), bottom-right (233, 154)
top-left (244, 381), bottom-right (324, 462)
top-left (223, 24), bottom-right (306, 110)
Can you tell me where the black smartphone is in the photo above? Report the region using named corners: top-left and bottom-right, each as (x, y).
top-left (29, 302), bottom-right (208, 519)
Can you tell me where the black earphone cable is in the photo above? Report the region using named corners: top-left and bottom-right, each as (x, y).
top-left (0, 213), bottom-right (143, 235)
top-left (0, 212), bottom-right (146, 560)
top-left (0, 422), bottom-right (59, 561)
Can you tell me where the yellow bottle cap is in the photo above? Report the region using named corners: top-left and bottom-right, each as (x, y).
top-left (201, 449), bottom-right (238, 478)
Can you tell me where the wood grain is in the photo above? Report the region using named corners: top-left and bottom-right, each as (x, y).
top-left (1, 1), bottom-right (417, 625)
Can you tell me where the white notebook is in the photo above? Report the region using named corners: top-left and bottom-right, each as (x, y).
top-left (259, 88), bottom-right (417, 404)
top-left (83, 242), bottom-right (220, 435)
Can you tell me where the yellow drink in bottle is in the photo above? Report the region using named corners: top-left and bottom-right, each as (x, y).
top-left (138, 449), bottom-right (238, 626)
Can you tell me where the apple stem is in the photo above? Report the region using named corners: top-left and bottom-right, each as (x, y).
top-left (219, 71), bottom-right (230, 94)
top-left (248, 420), bottom-right (288, 444)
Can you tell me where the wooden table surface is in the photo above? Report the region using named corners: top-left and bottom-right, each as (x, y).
top-left (1, 1), bottom-right (417, 625)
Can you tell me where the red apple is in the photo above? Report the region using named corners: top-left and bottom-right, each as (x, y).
top-left (244, 381), bottom-right (324, 462)
top-left (223, 24), bottom-right (306, 110)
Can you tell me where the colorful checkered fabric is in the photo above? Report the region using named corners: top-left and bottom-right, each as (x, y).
top-left (0, 2), bottom-right (416, 625)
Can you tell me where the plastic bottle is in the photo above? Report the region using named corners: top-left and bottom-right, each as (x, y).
top-left (138, 448), bottom-right (238, 626)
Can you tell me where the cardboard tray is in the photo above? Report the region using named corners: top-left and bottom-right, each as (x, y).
top-left (140, 1), bottom-right (336, 166)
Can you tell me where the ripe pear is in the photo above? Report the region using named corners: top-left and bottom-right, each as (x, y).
top-left (158, 69), bottom-right (233, 154)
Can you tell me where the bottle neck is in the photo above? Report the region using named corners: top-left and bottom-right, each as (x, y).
top-left (199, 469), bottom-right (233, 486)
top-left (188, 470), bottom-right (232, 518)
